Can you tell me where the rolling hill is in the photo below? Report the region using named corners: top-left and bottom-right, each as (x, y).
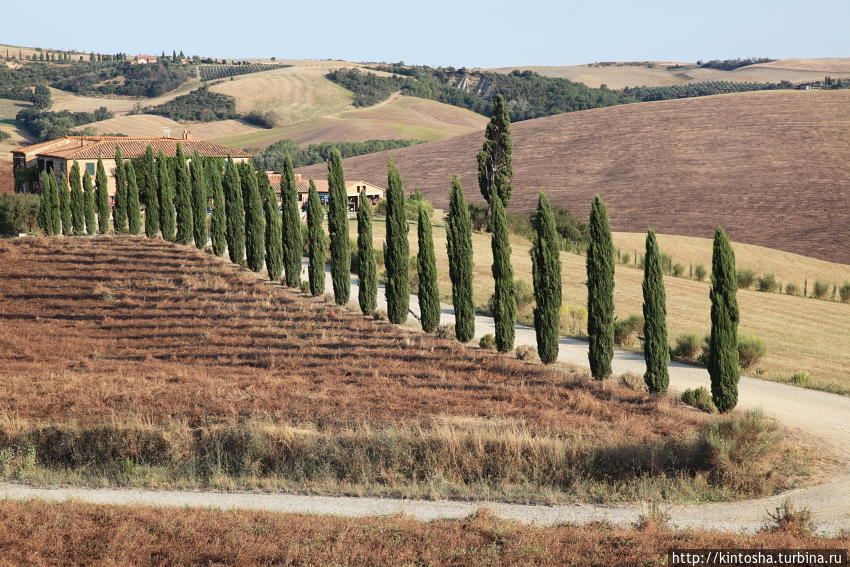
top-left (298, 89), bottom-right (850, 264)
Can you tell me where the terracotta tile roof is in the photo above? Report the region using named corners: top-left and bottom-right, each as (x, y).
top-left (28, 137), bottom-right (251, 160)
top-left (265, 172), bottom-right (384, 195)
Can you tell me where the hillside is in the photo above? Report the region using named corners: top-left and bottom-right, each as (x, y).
top-left (300, 89), bottom-right (850, 264)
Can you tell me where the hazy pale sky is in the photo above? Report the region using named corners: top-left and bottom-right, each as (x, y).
top-left (2, 0), bottom-right (848, 67)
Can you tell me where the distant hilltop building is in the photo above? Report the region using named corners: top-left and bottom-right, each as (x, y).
top-left (11, 133), bottom-right (251, 196)
top-left (266, 172), bottom-right (384, 213)
top-left (131, 54), bottom-right (158, 65)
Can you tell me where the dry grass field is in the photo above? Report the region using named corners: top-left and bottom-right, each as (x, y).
top-left (359, 221), bottom-right (850, 393)
top-left (0, 237), bottom-right (806, 502)
top-left (0, 500), bottom-right (844, 567)
top-left (302, 89), bottom-right (850, 264)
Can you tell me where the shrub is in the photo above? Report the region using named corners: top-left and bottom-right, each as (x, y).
top-left (765, 500), bottom-right (813, 535)
top-left (515, 345), bottom-right (537, 361)
top-left (672, 263), bottom-right (685, 277)
top-left (671, 333), bottom-right (701, 362)
top-left (736, 269), bottom-right (756, 289)
top-left (737, 336), bottom-right (766, 370)
top-left (613, 314), bottom-right (644, 346)
top-left (680, 387), bottom-right (716, 413)
top-left (372, 309), bottom-right (388, 322)
top-left (478, 333), bottom-right (496, 350)
top-left (839, 282), bottom-right (850, 303)
top-left (0, 193), bottom-right (39, 235)
top-left (618, 372), bottom-right (646, 392)
top-left (243, 110), bottom-right (277, 128)
top-left (694, 264), bottom-right (707, 281)
top-left (434, 324), bottom-right (455, 340)
top-left (784, 282), bottom-right (800, 296)
top-left (559, 304), bottom-right (587, 337)
top-left (757, 273), bottom-right (778, 293)
top-left (812, 280), bottom-right (829, 299)
top-left (788, 371), bottom-right (810, 385)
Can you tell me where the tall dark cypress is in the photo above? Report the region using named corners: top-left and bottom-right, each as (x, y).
top-left (190, 153), bottom-right (208, 249)
top-left (69, 162), bottom-right (85, 234)
top-left (531, 192), bottom-right (561, 364)
top-left (144, 148), bottom-right (160, 238)
top-left (113, 146), bottom-right (128, 234)
top-left (223, 157), bottom-right (245, 265)
top-left (281, 155), bottom-right (303, 287)
top-left (59, 173), bottom-right (72, 236)
top-left (157, 153), bottom-right (176, 242)
top-left (356, 188), bottom-right (377, 315)
top-left (259, 170), bottom-right (283, 281)
top-left (139, 145), bottom-right (156, 206)
top-left (477, 94), bottom-right (513, 209)
top-left (174, 144), bottom-right (192, 245)
top-left (241, 163), bottom-right (266, 273)
top-left (417, 203), bottom-right (440, 333)
top-left (95, 158), bottom-right (109, 234)
top-left (37, 171), bottom-right (52, 234)
top-left (490, 194), bottom-right (515, 352)
top-left (306, 179), bottom-right (326, 296)
top-left (708, 227), bottom-right (740, 413)
top-left (642, 230), bottom-right (669, 393)
top-left (125, 162), bottom-right (141, 235)
top-left (327, 149), bottom-right (350, 304)
top-left (446, 177), bottom-right (474, 342)
top-left (48, 173), bottom-right (60, 235)
top-left (586, 195), bottom-right (615, 380)
top-left (385, 159), bottom-right (409, 323)
top-left (209, 160), bottom-right (227, 256)
top-left (82, 170), bottom-right (96, 236)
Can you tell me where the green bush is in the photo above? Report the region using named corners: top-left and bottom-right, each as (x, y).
top-left (671, 333), bottom-right (701, 362)
top-left (672, 263), bottom-right (685, 277)
top-left (839, 283), bottom-right (850, 303)
top-left (479, 333), bottom-right (496, 350)
top-left (694, 264), bottom-right (707, 282)
top-left (784, 282), bottom-right (800, 296)
top-left (559, 304), bottom-right (587, 337)
top-left (736, 269), bottom-right (756, 289)
top-left (0, 193), bottom-right (39, 235)
top-left (757, 273), bottom-right (779, 293)
top-left (812, 280), bottom-right (829, 299)
top-left (613, 314), bottom-right (643, 346)
top-left (680, 387), bottom-right (716, 413)
top-left (788, 371), bottom-right (810, 385)
top-left (737, 336), bottom-right (766, 370)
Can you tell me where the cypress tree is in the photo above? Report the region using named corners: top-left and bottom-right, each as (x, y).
top-left (144, 148), bottom-right (160, 238)
top-left (209, 160), bottom-right (227, 256)
top-left (531, 192), bottom-right (561, 364)
top-left (83, 170), bottom-right (96, 235)
top-left (174, 144), bottom-right (193, 245)
top-left (259, 170), bottom-right (283, 280)
top-left (281, 155), bottom-right (303, 288)
top-left (446, 176), bottom-right (474, 342)
top-left (37, 171), bottom-right (52, 234)
top-left (190, 153), bottom-right (208, 249)
top-left (327, 149), bottom-right (350, 305)
top-left (477, 94), bottom-right (513, 210)
top-left (138, 145), bottom-right (156, 207)
top-left (490, 193), bottom-right (515, 352)
top-left (157, 153), bottom-right (176, 242)
top-left (241, 163), bottom-right (266, 272)
top-left (586, 195), bottom-right (615, 380)
top-left (126, 162), bottom-right (141, 234)
top-left (48, 173), bottom-right (60, 235)
top-left (59, 173), bottom-right (72, 236)
top-left (95, 158), bottom-right (109, 234)
top-left (306, 179), bottom-right (326, 296)
top-left (113, 146), bottom-right (128, 234)
top-left (357, 188), bottom-right (377, 315)
top-left (417, 202), bottom-right (440, 333)
top-left (385, 159), bottom-right (409, 323)
top-left (642, 230), bottom-right (669, 393)
top-left (708, 227), bottom-right (740, 413)
top-left (223, 157), bottom-right (245, 265)
top-left (69, 162), bottom-right (85, 234)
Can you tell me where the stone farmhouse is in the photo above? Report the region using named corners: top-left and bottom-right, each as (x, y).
top-left (266, 172), bottom-right (384, 213)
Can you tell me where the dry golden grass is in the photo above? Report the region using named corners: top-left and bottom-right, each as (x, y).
top-left (0, 500), bottom-right (845, 567)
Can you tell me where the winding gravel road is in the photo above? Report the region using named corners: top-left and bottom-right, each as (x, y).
top-left (3, 265), bottom-right (849, 534)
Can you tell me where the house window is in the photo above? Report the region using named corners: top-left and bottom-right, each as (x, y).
top-left (45, 161), bottom-right (54, 172)
top-left (86, 163), bottom-right (96, 176)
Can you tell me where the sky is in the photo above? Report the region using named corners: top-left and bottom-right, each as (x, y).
top-left (2, 0), bottom-right (848, 68)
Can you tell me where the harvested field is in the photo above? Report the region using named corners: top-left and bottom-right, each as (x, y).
top-left (0, 500), bottom-right (846, 567)
top-left (301, 89), bottom-right (850, 264)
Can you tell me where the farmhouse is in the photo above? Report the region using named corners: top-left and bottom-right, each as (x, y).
top-left (266, 172), bottom-right (384, 212)
top-left (11, 133), bottom-right (251, 196)
top-left (131, 54), bottom-right (158, 65)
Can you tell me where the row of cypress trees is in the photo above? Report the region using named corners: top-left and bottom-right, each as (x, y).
top-left (37, 161), bottom-right (105, 237)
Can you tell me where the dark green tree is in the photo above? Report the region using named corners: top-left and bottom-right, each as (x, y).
top-left (356, 188), bottom-right (377, 315)
top-left (708, 227), bottom-right (740, 413)
top-left (113, 146), bottom-right (128, 234)
top-left (190, 153), bottom-right (208, 249)
top-left (138, 145), bottom-right (156, 206)
top-left (157, 153), bottom-right (176, 242)
top-left (417, 202), bottom-right (439, 333)
top-left (384, 159), bottom-right (409, 323)
top-left (446, 177), bottom-right (474, 342)
top-left (95, 158), bottom-right (109, 234)
top-left (174, 144), bottom-right (193, 245)
top-left (241, 163), bottom-right (265, 272)
top-left (281, 155), bottom-right (303, 287)
top-left (490, 194), bottom-right (515, 352)
top-left (477, 94), bottom-right (513, 210)
top-left (306, 179), bottom-right (326, 296)
top-left (37, 171), bottom-right (53, 234)
top-left (83, 170), bottom-right (96, 235)
top-left (59, 173), bottom-right (72, 236)
top-left (125, 162), bottom-right (141, 234)
top-left (531, 192), bottom-right (561, 364)
top-left (259, 170), bottom-right (283, 280)
top-left (69, 162), bottom-right (85, 234)
top-left (586, 195), bottom-right (615, 380)
top-left (223, 157), bottom-right (245, 265)
top-left (144, 149), bottom-right (160, 238)
top-left (209, 160), bottom-right (226, 256)
top-left (47, 173), bottom-right (60, 235)
top-left (642, 229), bottom-right (669, 393)
top-left (327, 149), bottom-right (350, 304)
